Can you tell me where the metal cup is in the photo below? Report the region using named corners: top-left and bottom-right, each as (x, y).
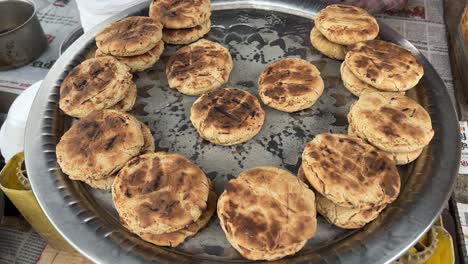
top-left (0, 0), bottom-right (48, 70)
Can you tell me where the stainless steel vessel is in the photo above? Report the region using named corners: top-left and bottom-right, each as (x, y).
top-left (0, 0), bottom-right (48, 70)
top-left (25, 1), bottom-right (460, 263)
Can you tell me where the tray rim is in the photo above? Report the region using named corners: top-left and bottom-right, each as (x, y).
top-left (25, 1), bottom-right (461, 263)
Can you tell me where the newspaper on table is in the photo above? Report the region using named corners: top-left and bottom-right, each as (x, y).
top-left (456, 203), bottom-right (468, 254)
top-left (0, 0), bottom-right (80, 94)
top-left (0, 0), bottom-right (462, 263)
top-left (0, 225), bottom-right (46, 264)
top-left (460, 121), bottom-right (468, 174)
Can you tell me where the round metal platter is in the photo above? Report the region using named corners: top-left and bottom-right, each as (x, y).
top-left (25, 0), bottom-right (460, 263)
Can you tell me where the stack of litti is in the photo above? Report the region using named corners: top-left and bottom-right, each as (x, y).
top-left (95, 16), bottom-right (164, 73)
top-left (165, 39), bottom-right (232, 96)
top-left (150, 0), bottom-right (211, 45)
top-left (56, 110), bottom-right (155, 189)
top-left (217, 167), bottom-right (317, 260)
top-left (112, 152), bottom-right (215, 247)
top-left (348, 92), bottom-right (434, 165)
top-left (311, 4), bottom-right (379, 60)
top-left (59, 56), bottom-right (136, 118)
top-left (301, 133), bottom-right (401, 229)
top-left (341, 40), bottom-right (424, 96)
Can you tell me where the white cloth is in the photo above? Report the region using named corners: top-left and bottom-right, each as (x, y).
top-left (75, 0), bottom-right (147, 32)
top-left (0, 81), bottom-right (42, 162)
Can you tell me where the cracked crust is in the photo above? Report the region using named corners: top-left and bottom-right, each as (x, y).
top-left (59, 57), bottom-right (133, 118)
top-left (56, 110), bottom-right (145, 183)
top-left (298, 166), bottom-right (384, 229)
top-left (217, 166), bottom-right (316, 261)
top-left (345, 40), bottom-right (424, 91)
top-left (191, 88), bottom-right (265, 146)
top-left (340, 62), bottom-right (405, 97)
top-left (166, 39), bottom-right (232, 96)
top-left (82, 173), bottom-right (116, 190)
top-left (139, 191), bottom-right (217, 247)
top-left (258, 58), bottom-right (324, 112)
top-left (112, 152), bottom-right (210, 235)
top-left (348, 123), bottom-right (423, 165)
top-left (310, 27), bottom-right (347, 60)
top-left (111, 82), bottom-right (137, 112)
top-left (95, 41), bottom-right (164, 72)
top-left (315, 4), bottom-right (379, 45)
top-left (301, 133), bottom-right (400, 210)
top-left (139, 121), bottom-right (156, 154)
top-left (162, 19), bottom-right (211, 44)
top-left (96, 16), bottom-right (162, 56)
top-left (348, 92), bottom-right (434, 152)
top-left (315, 192), bottom-right (384, 229)
top-left (149, 0), bottom-right (211, 29)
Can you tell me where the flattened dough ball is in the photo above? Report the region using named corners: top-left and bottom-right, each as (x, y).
top-left (166, 39), bottom-right (232, 96)
top-left (191, 88), bottom-right (265, 145)
top-left (345, 40), bottom-right (424, 91)
top-left (258, 58), bottom-right (324, 112)
top-left (112, 152), bottom-right (210, 235)
top-left (218, 166), bottom-right (316, 261)
top-left (315, 4), bottom-right (379, 45)
top-left (96, 16), bottom-right (162, 56)
top-left (149, 0), bottom-right (211, 29)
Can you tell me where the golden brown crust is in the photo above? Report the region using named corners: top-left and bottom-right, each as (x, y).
top-left (310, 27), bottom-right (347, 60)
top-left (139, 121), bottom-right (155, 154)
top-left (96, 16), bottom-right (162, 56)
top-left (217, 167), bottom-right (316, 261)
top-left (82, 174), bottom-right (116, 190)
top-left (315, 192), bottom-right (384, 229)
top-left (348, 93), bottom-right (434, 152)
top-left (166, 39), bottom-right (232, 96)
top-left (95, 41), bottom-right (164, 72)
top-left (59, 57), bottom-right (133, 118)
top-left (112, 152), bottom-right (210, 235)
top-left (258, 58), bottom-right (324, 112)
top-left (340, 62), bottom-right (405, 97)
top-left (191, 88), bottom-right (265, 145)
top-left (111, 82), bottom-right (137, 112)
top-left (315, 4), bottom-right (379, 45)
top-left (139, 191), bottom-right (217, 247)
top-left (56, 110), bottom-right (145, 182)
top-left (301, 133), bottom-right (400, 210)
top-left (348, 122), bottom-right (423, 165)
top-left (149, 0), bottom-right (211, 29)
top-left (162, 19), bottom-right (211, 45)
top-left (345, 40), bottom-right (424, 91)
top-left (298, 166), bottom-right (384, 229)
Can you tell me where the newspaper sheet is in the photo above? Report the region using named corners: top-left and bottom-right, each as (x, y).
top-left (460, 121), bottom-right (468, 174)
top-left (0, 226), bottom-right (46, 264)
top-left (457, 203), bottom-right (468, 254)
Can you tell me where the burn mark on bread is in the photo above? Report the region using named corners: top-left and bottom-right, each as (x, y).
top-left (195, 88), bottom-right (262, 130)
top-left (104, 136), bottom-right (118, 150)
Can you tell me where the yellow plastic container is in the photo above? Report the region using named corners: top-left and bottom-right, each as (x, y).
top-left (0, 152), bottom-right (75, 252)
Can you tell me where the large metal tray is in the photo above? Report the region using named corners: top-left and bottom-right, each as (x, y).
top-left (25, 1), bottom-right (460, 263)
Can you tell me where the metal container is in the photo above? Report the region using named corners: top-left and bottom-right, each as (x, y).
top-left (0, 0), bottom-right (48, 70)
top-left (25, 1), bottom-right (460, 263)
top-left (59, 27), bottom-right (83, 56)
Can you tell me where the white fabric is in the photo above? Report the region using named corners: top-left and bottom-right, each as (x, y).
top-left (0, 81), bottom-right (42, 162)
top-left (75, 0), bottom-right (147, 32)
